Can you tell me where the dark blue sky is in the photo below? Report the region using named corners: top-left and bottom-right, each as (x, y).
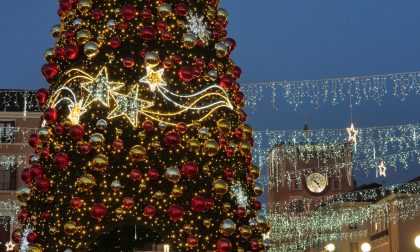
top-left (0, 1), bottom-right (418, 185)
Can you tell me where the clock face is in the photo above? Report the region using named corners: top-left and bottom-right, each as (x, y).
top-left (306, 173), bottom-right (327, 194)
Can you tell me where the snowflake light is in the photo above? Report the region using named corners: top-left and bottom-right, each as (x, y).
top-left (20, 224), bottom-right (32, 252)
top-left (230, 181), bottom-right (249, 210)
top-left (186, 13), bottom-right (211, 45)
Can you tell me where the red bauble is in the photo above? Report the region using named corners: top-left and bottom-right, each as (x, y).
top-left (40, 148), bottom-right (50, 159)
top-left (112, 139), bottom-right (124, 151)
top-left (30, 165), bottom-right (44, 179)
top-left (64, 43), bottom-right (79, 59)
top-left (253, 200), bottom-right (262, 211)
top-left (69, 124), bottom-right (84, 140)
top-left (250, 239), bottom-right (260, 251)
top-left (28, 133), bottom-right (40, 148)
top-left (220, 74), bottom-right (234, 90)
top-left (36, 88), bottom-right (49, 106)
top-left (190, 196), bottom-right (206, 212)
top-left (163, 59), bottom-right (174, 69)
top-left (217, 238), bottom-right (232, 252)
top-left (164, 131), bottom-right (181, 147)
top-left (161, 31), bottom-right (172, 42)
top-left (187, 235), bottom-right (199, 248)
top-left (55, 47), bottom-right (64, 59)
top-left (27, 232), bottom-right (38, 243)
top-left (167, 205), bottom-right (184, 222)
top-left (35, 177), bottom-right (50, 193)
top-left (144, 205), bottom-right (156, 217)
top-left (12, 229), bottom-right (22, 243)
top-left (70, 197), bottom-right (83, 209)
top-left (92, 8), bottom-right (103, 19)
top-left (120, 5), bottom-right (137, 20)
top-left (230, 66), bottom-right (242, 80)
top-left (142, 120), bottom-right (154, 132)
top-left (236, 207), bottom-right (247, 218)
top-left (130, 169), bottom-right (142, 181)
top-left (110, 37), bottom-right (121, 48)
top-left (225, 146), bottom-right (235, 157)
top-left (43, 108), bottom-right (58, 123)
top-left (59, 0), bottom-right (72, 12)
top-left (225, 38), bottom-right (237, 51)
top-left (141, 8), bottom-right (152, 19)
top-left (147, 169), bottom-right (159, 180)
top-left (90, 203), bottom-right (107, 220)
top-left (123, 57), bottom-right (135, 68)
top-left (219, 134), bottom-right (228, 146)
top-left (178, 66), bottom-right (194, 82)
top-left (21, 168), bottom-right (32, 184)
top-left (42, 211), bottom-right (52, 220)
top-left (223, 168), bottom-right (234, 180)
top-left (53, 152), bottom-right (69, 170)
top-left (65, 30), bottom-right (75, 41)
top-left (195, 58), bottom-right (206, 68)
top-left (140, 26), bottom-right (156, 41)
top-left (80, 143), bottom-right (92, 154)
top-left (118, 22), bottom-right (128, 31)
top-left (240, 110), bottom-right (248, 122)
top-left (176, 122), bottom-right (188, 134)
top-left (172, 55), bottom-right (182, 64)
top-left (205, 199), bottom-right (215, 210)
top-left (234, 92), bottom-right (245, 106)
top-left (234, 128), bottom-right (243, 138)
top-left (182, 162), bottom-right (198, 178)
top-left (18, 210), bottom-right (29, 224)
top-left (193, 67), bottom-right (202, 77)
top-left (175, 3), bottom-right (189, 16)
top-left (54, 123), bottom-right (65, 135)
top-left (123, 197), bottom-right (135, 209)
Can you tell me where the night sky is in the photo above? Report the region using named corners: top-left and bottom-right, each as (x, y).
top-left (0, 1), bottom-right (418, 186)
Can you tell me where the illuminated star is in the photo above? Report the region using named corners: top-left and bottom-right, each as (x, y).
top-left (346, 123), bottom-right (358, 143)
top-left (68, 100), bottom-right (88, 125)
top-left (108, 85), bottom-right (153, 127)
top-left (378, 161), bottom-right (387, 177)
top-left (140, 67), bottom-right (167, 92)
top-left (5, 241), bottom-right (15, 251)
top-left (81, 67), bottom-right (124, 107)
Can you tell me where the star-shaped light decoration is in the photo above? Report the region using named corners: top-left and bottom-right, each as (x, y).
top-left (5, 241), bottom-right (15, 251)
top-left (186, 13), bottom-right (211, 45)
top-left (68, 99), bottom-right (87, 125)
top-left (140, 67), bottom-right (167, 92)
top-left (108, 85), bottom-right (153, 127)
top-left (81, 67), bottom-right (124, 107)
top-left (378, 161), bottom-right (387, 177)
top-left (346, 123), bottom-right (359, 143)
top-left (230, 181), bottom-right (249, 210)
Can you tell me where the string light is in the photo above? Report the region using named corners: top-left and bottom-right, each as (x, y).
top-left (186, 13), bottom-right (211, 45)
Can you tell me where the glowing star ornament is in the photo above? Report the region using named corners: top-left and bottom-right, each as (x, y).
top-left (140, 67), bottom-right (167, 92)
top-left (79, 67), bottom-right (124, 107)
top-left (68, 100), bottom-right (87, 124)
top-left (347, 123), bottom-right (358, 143)
top-left (108, 85), bottom-right (153, 127)
top-left (5, 241), bottom-right (15, 251)
top-left (378, 161), bottom-right (387, 177)
top-left (186, 13), bottom-right (211, 45)
top-left (50, 87), bottom-right (87, 125)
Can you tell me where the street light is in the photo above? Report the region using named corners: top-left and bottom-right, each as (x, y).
top-left (325, 243), bottom-right (335, 251)
top-left (361, 242), bottom-right (371, 252)
top-left (415, 235), bottom-right (420, 249)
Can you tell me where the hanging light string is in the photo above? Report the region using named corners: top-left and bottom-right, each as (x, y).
top-left (241, 70), bottom-right (420, 109)
top-left (0, 90), bottom-right (40, 113)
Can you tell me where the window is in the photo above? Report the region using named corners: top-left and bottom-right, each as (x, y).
top-left (332, 178), bottom-right (341, 191)
top-left (349, 242), bottom-right (359, 252)
top-left (289, 196), bottom-right (304, 212)
top-left (348, 222), bottom-right (358, 230)
top-left (0, 121), bottom-right (15, 143)
top-left (292, 179), bottom-right (302, 191)
top-left (0, 216), bottom-right (11, 247)
top-left (0, 169), bottom-right (16, 190)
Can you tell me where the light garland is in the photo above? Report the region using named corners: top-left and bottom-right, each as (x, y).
top-left (0, 154), bottom-right (27, 171)
top-left (0, 90), bottom-right (40, 114)
top-left (0, 200), bottom-right (19, 230)
top-left (241, 70), bottom-right (420, 109)
top-left (0, 127), bottom-right (36, 144)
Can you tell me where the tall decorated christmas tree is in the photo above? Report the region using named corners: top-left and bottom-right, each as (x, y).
top-left (15, 0), bottom-right (270, 251)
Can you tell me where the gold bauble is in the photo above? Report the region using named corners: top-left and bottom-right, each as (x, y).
top-left (242, 124), bottom-right (253, 139)
top-left (205, 70), bottom-right (218, 81)
top-left (111, 180), bottom-right (121, 191)
top-left (16, 185), bottom-right (31, 202)
top-left (28, 244), bottom-right (43, 252)
top-left (249, 219), bottom-right (258, 230)
top-left (96, 119), bottom-right (107, 130)
top-left (172, 185), bottom-right (184, 197)
top-left (84, 42), bottom-right (99, 58)
top-left (249, 165), bottom-right (261, 179)
top-left (204, 139), bottom-right (220, 157)
top-left (213, 179), bottom-right (228, 195)
top-left (154, 191), bottom-right (164, 198)
top-left (239, 140), bottom-right (252, 155)
top-left (96, 34), bottom-right (105, 45)
top-left (47, 196), bottom-right (55, 204)
top-left (165, 167), bottom-right (181, 183)
top-left (90, 154), bottom-right (108, 172)
top-left (77, 29), bottom-right (92, 44)
top-left (217, 119), bottom-right (231, 134)
top-left (220, 219), bottom-right (236, 236)
top-left (198, 127), bottom-right (209, 139)
top-left (222, 202), bottom-right (231, 212)
top-left (256, 215), bottom-right (271, 233)
top-left (66, 10), bottom-right (76, 19)
top-left (64, 221), bottom-right (77, 235)
top-left (240, 225), bottom-right (252, 239)
top-left (145, 52), bottom-right (160, 67)
top-left (158, 3), bottom-right (172, 17)
top-left (237, 248), bottom-right (245, 252)
top-left (203, 219), bottom-right (212, 228)
top-left (77, 174), bottom-right (96, 191)
top-left (44, 48), bottom-right (55, 61)
top-left (206, 9), bottom-right (216, 20)
top-left (89, 133), bottom-right (105, 149)
top-left (115, 207), bottom-right (125, 218)
top-left (263, 239), bottom-right (271, 250)
top-left (77, 0), bottom-right (93, 14)
top-left (215, 42), bottom-right (229, 58)
top-left (50, 24), bottom-right (62, 40)
top-left (139, 181), bottom-right (147, 191)
top-left (37, 127), bottom-right (50, 140)
top-left (158, 121), bottom-right (167, 130)
top-left (188, 139), bottom-right (200, 151)
top-left (72, 18), bottom-right (83, 28)
top-left (183, 34), bottom-right (197, 49)
top-left (138, 131), bottom-right (147, 140)
top-left (217, 8), bottom-right (229, 22)
top-left (129, 145), bottom-right (147, 161)
top-left (115, 128), bottom-right (123, 137)
top-left (254, 182), bottom-right (264, 197)
top-left (49, 227), bottom-right (58, 235)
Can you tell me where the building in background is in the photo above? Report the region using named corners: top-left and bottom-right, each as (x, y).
top-left (0, 90), bottom-right (41, 251)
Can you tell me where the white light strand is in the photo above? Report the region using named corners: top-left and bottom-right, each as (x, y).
top-left (230, 181), bottom-right (249, 210)
top-left (186, 13), bottom-right (211, 45)
top-left (0, 90), bottom-right (40, 113)
top-left (0, 127), bottom-right (36, 144)
top-left (20, 224), bottom-right (32, 252)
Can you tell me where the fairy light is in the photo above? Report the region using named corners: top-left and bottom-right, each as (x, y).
top-left (186, 13), bottom-right (211, 45)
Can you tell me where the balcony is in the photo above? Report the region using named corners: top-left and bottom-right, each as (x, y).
top-left (370, 229), bottom-right (389, 241)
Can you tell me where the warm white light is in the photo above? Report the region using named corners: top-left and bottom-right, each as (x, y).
top-left (415, 235), bottom-right (420, 249)
top-left (361, 242), bottom-right (371, 252)
top-left (325, 243), bottom-right (335, 251)
top-left (164, 244), bottom-right (170, 252)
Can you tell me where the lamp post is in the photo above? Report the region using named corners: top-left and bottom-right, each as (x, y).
top-left (361, 242), bottom-right (371, 252)
top-left (325, 243), bottom-right (335, 252)
top-left (415, 235), bottom-right (420, 249)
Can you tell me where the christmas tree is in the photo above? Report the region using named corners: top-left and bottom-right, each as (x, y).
top-left (15, 0), bottom-right (270, 251)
